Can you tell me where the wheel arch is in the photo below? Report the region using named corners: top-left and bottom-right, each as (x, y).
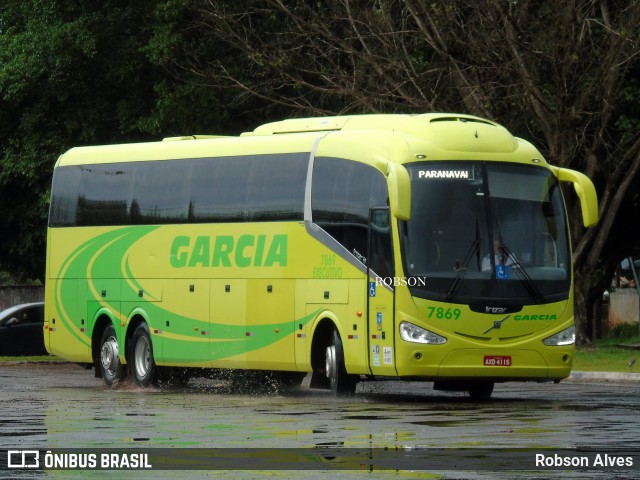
top-left (91, 311), bottom-right (118, 378)
top-left (309, 313), bottom-right (342, 373)
top-left (309, 310), bottom-right (355, 390)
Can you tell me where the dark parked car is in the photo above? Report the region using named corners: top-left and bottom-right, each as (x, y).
top-left (0, 302), bottom-right (47, 356)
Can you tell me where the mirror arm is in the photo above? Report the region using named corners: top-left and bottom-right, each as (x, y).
top-left (554, 167), bottom-right (598, 227)
top-left (386, 162), bottom-right (411, 220)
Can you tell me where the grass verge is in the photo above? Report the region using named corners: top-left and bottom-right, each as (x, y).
top-left (573, 334), bottom-right (640, 373)
top-left (0, 355), bottom-right (66, 363)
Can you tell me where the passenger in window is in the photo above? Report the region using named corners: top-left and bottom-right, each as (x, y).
top-left (482, 240), bottom-right (517, 271)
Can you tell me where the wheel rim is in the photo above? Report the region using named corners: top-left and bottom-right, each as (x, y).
top-left (134, 336), bottom-right (151, 378)
top-left (325, 344), bottom-right (336, 381)
top-left (100, 336), bottom-right (120, 377)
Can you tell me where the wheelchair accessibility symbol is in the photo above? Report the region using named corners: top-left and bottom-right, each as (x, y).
top-left (496, 264), bottom-right (510, 280)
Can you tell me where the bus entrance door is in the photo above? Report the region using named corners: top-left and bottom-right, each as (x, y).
top-left (367, 280), bottom-right (396, 376)
top-left (367, 207), bottom-right (397, 376)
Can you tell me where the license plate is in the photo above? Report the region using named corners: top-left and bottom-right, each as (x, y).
top-left (484, 355), bottom-right (512, 366)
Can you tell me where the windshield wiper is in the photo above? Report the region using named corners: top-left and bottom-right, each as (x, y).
top-left (444, 217), bottom-right (482, 302)
top-left (494, 216), bottom-right (545, 304)
top-left (500, 241), bottom-right (545, 304)
top-left (444, 238), bottom-right (480, 302)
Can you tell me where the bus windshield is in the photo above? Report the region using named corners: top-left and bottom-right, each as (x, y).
top-left (400, 162), bottom-right (570, 305)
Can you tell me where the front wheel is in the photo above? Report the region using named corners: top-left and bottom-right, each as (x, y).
top-left (326, 330), bottom-right (357, 395)
top-left (468, 381), bottom-right (494, 400)
top-left (99, 325), bottom-right (126, 386)
top-left (129, 323), bottom-right (157, 387)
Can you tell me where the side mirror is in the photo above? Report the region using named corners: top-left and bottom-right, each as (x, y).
top-left (555, 167), bottom-right (598, 227)
top-left (386, 162), bottom-right (411, 220)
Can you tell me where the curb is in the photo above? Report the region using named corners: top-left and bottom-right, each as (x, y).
top-left (568, 371), bottom-right (640, 383)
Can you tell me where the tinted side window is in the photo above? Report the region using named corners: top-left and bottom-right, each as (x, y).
top-left (77, 164), bottom-right (134, 226)
top-left (312, 157), bottom-right (388, 260)
top-left (190, 156), bottom-right (250, 222)
top-left (21, 306), bottom-right (44, 324)
top-left (190, 153), bottom-right (307, 222)
top-left (49, 153), bottom-right (308, 226)
top-left (132, 160), bottom-right (191, 224)
top-left (247, 154), bottom-right (308, 221)
top-left (50, 166), bottom-right (81, 226)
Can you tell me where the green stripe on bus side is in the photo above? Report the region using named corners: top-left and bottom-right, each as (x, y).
top-left (57, 226), bottom-right (317, 361)
top-left (162, 308), bottom-right (319, 363)
top-left (123, 255), bottom-right (160, 302)
top-left (55, 230), bottom-right (145, 348)
top-left (55, 227), bottom-right (158, 347)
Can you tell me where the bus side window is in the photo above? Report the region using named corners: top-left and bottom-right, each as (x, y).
top-left (312, 157), bottom-right (389, 265)
top-left (49, 166), bottom-right (81, 226)
top-left (131, 160), bottom-right (191, 223)
top-left (77, 164), bottom-right (134, 226)
top-left (369, 207), bottom-right (394, 279)
top-left (190, 154), bottom-right (306, 223)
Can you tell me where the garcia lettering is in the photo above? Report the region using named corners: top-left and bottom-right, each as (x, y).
top-left (514, 314), bottom-right (557, 321)
top-left (170, 234), bottom-right (287, 268)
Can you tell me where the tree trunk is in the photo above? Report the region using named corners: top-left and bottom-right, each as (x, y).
top-left (573, 269), bottom-right (592, 346)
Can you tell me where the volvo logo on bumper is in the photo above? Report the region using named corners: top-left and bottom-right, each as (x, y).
top-left (483, 315), bottom-right (511, 334)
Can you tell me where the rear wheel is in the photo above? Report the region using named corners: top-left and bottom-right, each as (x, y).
top-left (326, 329), bottom-right (357, 395)
top-left (99, 325), bottom-right (126, 386)
top-left (130, 323), bottom-right (157, 387)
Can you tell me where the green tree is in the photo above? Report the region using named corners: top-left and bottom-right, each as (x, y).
top-left (0, 0), bottom-right (232, 282)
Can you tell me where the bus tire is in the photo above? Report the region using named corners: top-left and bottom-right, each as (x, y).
top-left (99, 325), bottom-right (126, 386)
top-left (130, 323), bottom-right (157, 387)
top-left (326, 329), bottom-right (357, 395)
top-left (468, 381), bottom-right (494, 400)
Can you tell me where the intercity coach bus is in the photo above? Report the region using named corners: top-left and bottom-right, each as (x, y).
top-left (44, 113), bottom-right (598, 399)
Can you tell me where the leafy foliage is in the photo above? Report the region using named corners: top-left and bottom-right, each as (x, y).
top-left (0, 0), bottom-right (231, 282)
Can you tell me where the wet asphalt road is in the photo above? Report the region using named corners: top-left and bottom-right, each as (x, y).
top-left (0, 362), bottom-right (638, 479)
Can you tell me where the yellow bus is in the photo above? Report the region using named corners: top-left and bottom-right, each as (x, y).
top-left (44, 113), bottom-right (598, 399)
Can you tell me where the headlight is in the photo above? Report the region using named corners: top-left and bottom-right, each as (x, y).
top-left (543, 325), bottom-right (575, 346)
top-left (399, 321), bottom-right (447, 344)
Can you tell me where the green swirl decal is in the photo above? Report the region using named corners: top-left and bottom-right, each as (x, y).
top-left (55, 226), bottom-right (316, 364)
